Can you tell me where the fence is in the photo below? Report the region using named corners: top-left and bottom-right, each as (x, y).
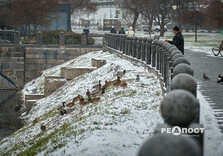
top-left (0, 30), bottom-right (19, 44)
top-left (104, 33), bottom-right (203, 156)
top-left (0, 30), bottom-right (103, 48)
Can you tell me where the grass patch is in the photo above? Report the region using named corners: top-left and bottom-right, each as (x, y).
top-left (114, 90), bottom-right (137, 97)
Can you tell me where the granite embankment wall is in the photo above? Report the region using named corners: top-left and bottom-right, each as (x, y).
top-left (0, 46), bottom-right (101, 89)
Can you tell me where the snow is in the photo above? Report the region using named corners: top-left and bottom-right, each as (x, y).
top-left (0, 29), bottom-right (222, 155)
top-left (0, 50), bottom-right (163, 155)
top-left (198, 90), bottom-right (223, 156)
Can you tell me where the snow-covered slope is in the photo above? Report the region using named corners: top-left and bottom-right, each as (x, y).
top-left (0, 51), bottom-right (163, 155)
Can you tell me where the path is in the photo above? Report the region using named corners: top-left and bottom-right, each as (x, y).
top-left (185, 49), bottom-right (223, 131)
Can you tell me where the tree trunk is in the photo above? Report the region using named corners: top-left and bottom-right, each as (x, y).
top-left (34, 24), bottom-right (37, 35)
top-left (195, 25), bottom-right (197, 42)
top-left (28, 24), bottom-right (31, 41)
top-left (132, 12), bottom-right (139, 32)
top-left (24, 24), bottom-right (28, 39)
top-left (159, 16), bottom-right (165, 37)
top-left (148, 17), bottom-right (153, 37)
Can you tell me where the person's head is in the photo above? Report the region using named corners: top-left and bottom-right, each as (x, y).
top-left (173, 26), bottom-right (180, 35)
top-left (112, 25), bottom-right (114, 28)
top-left (129, 26), bottom-right (133, 31)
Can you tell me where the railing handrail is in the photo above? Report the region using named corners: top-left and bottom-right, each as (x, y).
top-left (103, 33), bottom-right (203, 156)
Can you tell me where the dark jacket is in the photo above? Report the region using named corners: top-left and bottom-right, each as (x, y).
top-left (118, 29), bottom-right (125, 34)
top-left (168, 32), bottom-right (184, 54)
top-left (83, 28), bottom-right (90, 35)
top-left (110, 28), bottom-right (117, 34)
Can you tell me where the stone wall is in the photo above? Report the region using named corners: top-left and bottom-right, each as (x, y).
top-left (0, 46), bottom-right (101, 89)
top-left (0, 46), bottom-right (25, 89)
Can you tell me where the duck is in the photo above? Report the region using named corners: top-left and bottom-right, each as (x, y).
top-left (120, 81), bottom-right (127, 88)
top-left (33, 118), bottom-right (38, 125)
top-left (93, 80), bottom-right (102, 90)
top-left (136, 74), bottom-right (140, 81)
top-left (40, 125), bottom-right (46, 131)
top-left (37, 71), bottom-right (43, 77)
top-left (60, 109), bottom-right (67, 115)
top-left (86, 89), bottom-right (91, 98)
top-left (116, 70), bottom-right (126, 78)
top-left (79, 95), bottom-right (87, 105)
top-left (98, 87), bottom-right (106, 96)
top-left (113, 76), bottom-right (121, 87)
top-left (217, 74), bottom-right (223, 83)
top-left (90, 97), bottom-right (100, 104)
top-left (66, 98), bottom-right (76, 108)
top-left (57, 102), bottom-right (65, 111)
top-left (203, 73), bottom-right (210, 80)
top-left (105, 80), bottom-right (113, 88)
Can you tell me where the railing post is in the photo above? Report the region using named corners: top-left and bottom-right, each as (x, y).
top-left (156, 45), bottom-right (160, 71)
top-left (37, 31), bottom-right (42, 46)
top-left (163, 52), bottom-right (168, 88)
top-left (146, 38), bottom-right (153, 65)
top-left (137, 37), bottom-right (142, 60)
top-left (14, 31), bottom-right (19, 44)
top-left (151, 41), bottom-right (157, 68)
top-left (122, 35), bottom-right (126, 54)
top-left (142, 37), bottom-right (147, 61)
top-left (59, 31), bottom-right (65, 47)
top-left (132, 37), bottom-right (137, 58)
top-left (115, 34), bottom-right (118, 50)
top-left (102, 37), bottom-right (107, 52)
top-left (127, 37), bottom-right (132, 56)
top-left (129, 37), bottom-right (133, 56)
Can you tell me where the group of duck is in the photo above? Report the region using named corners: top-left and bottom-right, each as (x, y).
top-left (203, 73), bottom-right (223, 83)
top-left (57, 70), bottom-right (132, 116)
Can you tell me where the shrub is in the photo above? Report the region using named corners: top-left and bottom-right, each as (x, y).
top-left (42, 30), bottom-right (95, 45)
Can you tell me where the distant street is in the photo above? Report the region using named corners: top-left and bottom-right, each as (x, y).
top-left (185, 49), bottom-right (223, 131)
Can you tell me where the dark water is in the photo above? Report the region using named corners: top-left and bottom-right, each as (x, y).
top-left (0, 90), bottom-right (23, 140)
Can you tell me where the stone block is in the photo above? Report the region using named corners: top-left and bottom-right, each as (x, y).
top-left (16, 78), bottom-right (24, 88)
top-left (3, 52), bottom-right (12, 57)
top-left (25, 94), bottom-right (44, 101)
top-left (8, 47), bottom-right (16, 52)
top-left (26, 54), bottom-right (36, 59)
top-left (44, 76), bottom-right (66, 96)
top-left (16, 58), bottom-right (24, 62)
top-left (25, 100), bottom-right (37, 113)
top-left (15, 70), bottom-right (24, 77)
top-left (12, 52), bottom-right (23, 57)
top-left (92, 58), bottom-right (106, 68)
top-left (2, 62), bottom-right (9, 69)
top-left (61, 67), bottom-right (96, 80)
top-left (16, 63), bottom-right (24, 69)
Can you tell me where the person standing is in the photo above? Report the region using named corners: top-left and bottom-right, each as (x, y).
top-left (126, 26), bottom-right (135, 37)
top-left (110, 26), bottom-right (117, 34)
top-left (118, 27), bottom-right (125, 34)
top-left (165, 26), bottom-right (184, 55)
top-left (83, 25), bottom-right (90, 44)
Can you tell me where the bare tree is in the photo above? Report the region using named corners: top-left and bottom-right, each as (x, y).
top-left (3, 0), bottom-right (59, 36)
top-left (62, 0), bottom-right (97, 14)
top-left (153, 0), bottom-right (172, 37)
top-left (182, 11), bottom-right (204, 42)
top-left (205, 0), bottom-right (223, 32)
top-left (121, 0), bottom-right (145, 31)
top-left (141, 0), bottom-right (156, 36)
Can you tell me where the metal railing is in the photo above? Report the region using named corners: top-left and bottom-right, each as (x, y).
top-left (104, 33), bottom-right (204, 156)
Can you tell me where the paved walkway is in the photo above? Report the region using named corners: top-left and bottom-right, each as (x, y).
top-left (185, 49), bottom-right (223, 131)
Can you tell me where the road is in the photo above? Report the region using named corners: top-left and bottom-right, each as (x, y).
top-left (185, 49), bottom-right (223, 131)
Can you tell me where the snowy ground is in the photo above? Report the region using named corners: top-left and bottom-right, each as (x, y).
top-left (0, 51), bottom-right (163, 155)
top-left (0, 29), bottom-right (222, 155)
